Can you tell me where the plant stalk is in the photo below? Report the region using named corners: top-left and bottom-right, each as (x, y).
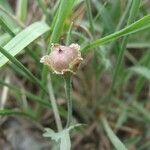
top-left (48, 75), bottom-right (63, 131)
top-left (64, 74), bottom-right (72, 128)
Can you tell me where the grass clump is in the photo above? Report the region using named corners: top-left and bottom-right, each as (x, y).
top-left (0, 0), bottom-right (150, 149)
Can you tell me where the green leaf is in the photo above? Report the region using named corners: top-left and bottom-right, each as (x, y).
top-left (37, 0), bottom-right (50, 23)
top-left (102, 116), bottom-right (128, 150)
top-left (0, 79), bottom-right (51, 108)
top-left (0, 21), bottom-right (50, 68)
top-left (0, 46), bottom-right (48, 94)
top-left (43, 124), bottom-right (82, 150)
top-left (0, 0), bottom-right (13, 13)
top-left (0, 109), bottom-right (35, 119)
top-left (132, 102), bottom-right (150, 121)
top-left (49, 0), bottom-right (75, 47)
top-left (16, 0), bottom-right (28, 22)
top-left (129, 66), bottom-right (150, 80)
top-left (82, 15), bottom-right (150, 53)
top-left (0, 17), bottom-right (16, 37)
top-left (0, 5), bottom-right (17, 29)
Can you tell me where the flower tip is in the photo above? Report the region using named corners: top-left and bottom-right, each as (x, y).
top-left (40, 56), bottom-right (45, 63)
top-left (69, 43), bottom-right (80, 51)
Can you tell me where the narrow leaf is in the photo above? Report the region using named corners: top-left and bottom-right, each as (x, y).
top-left (0, 109), bottom-right (35, 119)
top-left (102, 116), bottom-right (128, 150)
top-left (129, 66), bottom-right (150, 80)
top-left (82, 15), bottom-right (150, 53)
top-left (0, 21), bottom-right (50, 68)
top-left (16, 0), bottom-right (28, 22)
top-left (0, 46), bottom-right (48, 94)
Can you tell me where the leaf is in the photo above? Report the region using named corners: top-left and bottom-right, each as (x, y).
top-left (0, 0), bottom-right (13, 13)
top-left (43, 124), bottom-right (82, 150)
top-left (129, 66), bottom-right (150, 80)
top-left (16, 0), bottom-right (28, 22)
top-left (0, 5), bottom-right (17, 29)
top-left (0, 21), bottom-right (50, 68)
top-left (102, 116), bottom-right (128, 150)
top-left (132, 102), bottom-right (150, 121)
top-left (60, 129), bottom-right (71, 150)
top-left (82, 15), bottom-right (150, 53)
top-left (0, 79), bottom-right (51, 108)
top-left (0, 109), bottom-right (35, 119)
top-left (50, 0), bottom-right (75, 44)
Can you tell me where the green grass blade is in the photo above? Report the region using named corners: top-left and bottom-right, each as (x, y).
top-left (36, 0), bottom-right (50, 23)
top-left (16, 0), bottom-right (28, 22)
top-left (0, 21), bottom-right (50, 68)
top-left (115, 107), bottom-right (128, 130)
top-left (108, 0), bottom-right (141, 97)
top-left (93, 1), bottom-right (114, 33)
top-left (0, 80), bottom-right (51, 108)
top-left (0, 0), bottom-right (13, 13)
top-left (129, 66), bottom-right (150, 80)
top-left (0, 17), bottom-right (40, 63)
top-left (0, 109), bottom-right (35, 119)
top-left (102, 116), bottom-right (128, 150)
top-left (86, 0), bottom-right (94, 33)
top-left (0, 46), bottom-right (48, 94)
top-left (49, 0), bottom-right (75, 46)
top-left (0, 29), bottom-right (20, 46)
top-left (0, 17), bottom-right (16, 36)
top-left (65, 22), bottom-right (73, 45)
top-left (0, 5), bottom-right (17, 29)
top-left (132, 102), bottom-right (150, 121)
top-left (81, 14), bottom-right (150, 53)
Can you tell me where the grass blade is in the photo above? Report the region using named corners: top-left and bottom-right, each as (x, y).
top-left (0, 17), bottom-right (16, 37)
top-left (132, 102), bottom-right (150, 121)
top-left (49, 0), bottom-right (75, 46)
top-left (0, 21), bottom-right (50, 68)
top-left (101, 116), bottom-right (128, 150)
top-left (0, 17), bottom-right (40, 63)
top-left (108, 0), bottom-right (141, 97)
top-left (16, 0), bottom-right (28, 22)
top-left (0, 109), bottom-right (35, 119)
top-left (129, 66), bottom-right (150, 80)
top-left (81, 14), bottom-right (150, 53)
top-left (86, 0), bottom-right (94, 33)
top-left (0, 80), bottom-right (51, 108)
top-left (37, 0), bottom-right (50, 23)
top-left (0, 46), bottom-right (48, 94)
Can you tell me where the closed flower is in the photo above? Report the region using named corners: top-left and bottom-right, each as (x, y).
top-left (40, 43), bottom-right (83, 74)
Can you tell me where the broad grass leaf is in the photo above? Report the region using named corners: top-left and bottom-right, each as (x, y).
top-left (0, 21), bottom-right (50, 68)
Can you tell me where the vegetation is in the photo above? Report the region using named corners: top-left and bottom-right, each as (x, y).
top-left (0, 0), bottom-right (150, 149)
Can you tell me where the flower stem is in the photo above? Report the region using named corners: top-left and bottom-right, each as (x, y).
top-left (64, 73), bottom-right (72, 128)
top-left (48, 74), bottom-right (63, 131)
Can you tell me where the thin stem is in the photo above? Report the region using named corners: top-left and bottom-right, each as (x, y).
top-left (64, 74), bottom-right (72, 128)
top-left (47, 74), bottom-right (63, 131)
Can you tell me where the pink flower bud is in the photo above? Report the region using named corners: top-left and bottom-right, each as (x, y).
top-left (40, 43), bottom-right (83, 74)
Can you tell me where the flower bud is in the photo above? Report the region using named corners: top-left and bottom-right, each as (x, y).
top-left (40, 43), bottom-right (83, 74)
